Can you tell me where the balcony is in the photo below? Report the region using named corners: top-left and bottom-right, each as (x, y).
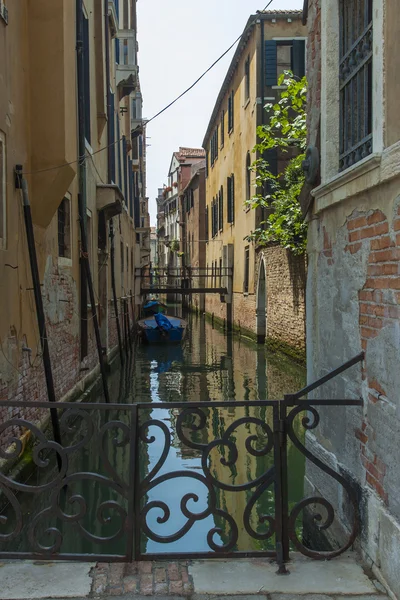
top-left (116, 31), bottom-right (138, 98)
top-left (108, 0), bottom-right (118, 37)
top-left (96, 184), bottom-right (124, 220)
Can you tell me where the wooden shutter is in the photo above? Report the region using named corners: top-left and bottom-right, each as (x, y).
top-left (122, 136), bottom-right (128, 199)
top-left (109, 92), bottom-right (116, 182)
top-left (128, 158), bottom-right (133, 218)
top-left (265, 40), bottom-right (277, 86)
top-left (292, 40), bottom-right (305, 79)
top-left (231, 174), bottom-right (235, 223)
top-left (228, 91), bottom-right (234, 132)
top-left (265, 148), bottom-right (278, 176)
top-left (83, 16), bottom-right (91, 143)
top-left (219, 187), bottom-right (223, 231)
top-left (205, 206), bottom-right (209, 241)
top-left (227, 177), bottom-right (231, 223)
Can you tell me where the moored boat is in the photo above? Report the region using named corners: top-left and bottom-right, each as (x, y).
top-left (137, 313), bottom-right (187, 344)
top-left (142, 299), bottom-right (166, 316)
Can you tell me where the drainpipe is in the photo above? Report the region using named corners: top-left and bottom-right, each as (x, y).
top-left (110, 219), bottom-right (124, 364)
top-left (15, 167), bottom-right (62, 469)
top-left (105, 0), bottom-right (112, 183)
top-left (77, 0), bottom-right (110, 403)
top-left (76, 0), bottom-right (88, 358)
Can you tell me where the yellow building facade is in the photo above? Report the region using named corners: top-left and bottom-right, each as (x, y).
top-left (203, 11), bottom-right (307, 354)
top-left (0, 0), bottom-right (148, 405)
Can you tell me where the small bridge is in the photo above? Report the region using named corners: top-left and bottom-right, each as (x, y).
top-left (135, 267), bottom-right (233, 297)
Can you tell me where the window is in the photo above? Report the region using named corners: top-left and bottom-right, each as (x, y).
top-left (246, 152), bottom-right (252, 201)
top-left (205, 206), bottom-right (209, 241)
top-left (0, 131), bottom-right (5, 248)
top-left (190, 188), bottom-right (194, 210)
top-left (339, 0), bottom-right (373, 171)
top-left (82, 14), bottom-right (91, 143)
top-left (218, 186), bottom-right (223, 231)
top-left (244, 55), bottom-right (250, 102)
top-left (227, 174), bottom-right (235, 224)
top-left (228, 90), bottom-right (234, 132)
top-left (210, 127), bottom-right (219, 166)
top-left (265, 39), bottom-right (305, 86)
top-left (244, 246), bottom-right (250, 294)
top-left (58, 197), bottom-right (71, 258)
top-left (206, 151), bottom-right (209, 178)
top-left (212, 197), bottom-right (219, 238)
top-left (220, 111), bottom-right (225, 148)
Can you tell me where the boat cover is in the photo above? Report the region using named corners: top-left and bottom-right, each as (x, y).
top-left (154, 313), bottom-right (175, 331)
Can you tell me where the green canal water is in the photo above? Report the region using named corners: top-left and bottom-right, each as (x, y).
top-left (1, 311), bottom-right (308, 558)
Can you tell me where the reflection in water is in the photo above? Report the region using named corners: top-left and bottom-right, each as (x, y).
top-left (0, 311), bottom-right (307, 557)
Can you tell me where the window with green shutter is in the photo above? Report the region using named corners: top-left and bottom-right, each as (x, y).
top-left (265, 39), bottom-right (306, 86)
top-left (227, 174), bottom-right (235, 224)
top-left (228, 91), bottom-right (234, 132)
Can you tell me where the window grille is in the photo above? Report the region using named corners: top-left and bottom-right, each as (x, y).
top-left (339, 0), bottom-right (373, 171)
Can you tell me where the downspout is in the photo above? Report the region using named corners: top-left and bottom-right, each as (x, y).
top-left (105, 0), bottom-right (113, 181)
top-left (76, 0), bottom-right (88, 358)
top-left (77, 0), bottom-right (110, 402)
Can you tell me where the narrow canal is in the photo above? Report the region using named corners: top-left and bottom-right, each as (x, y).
top-left (2, 311), bottom-right (308, 559)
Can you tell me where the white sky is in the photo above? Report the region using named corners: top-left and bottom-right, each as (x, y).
top-left (137, 0), bottom-right (304, 225)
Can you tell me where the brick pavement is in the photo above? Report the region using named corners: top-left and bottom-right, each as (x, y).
top-left (91, 561), bottom-right (194, 597)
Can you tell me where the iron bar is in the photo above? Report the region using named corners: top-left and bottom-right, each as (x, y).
top-left (78, 193), bottom-right (110, 403)
top-left (17, 169), bottom-right (62, 468)
top-left (141, 288), bottom-right (228, 295)
top-left (288, 352), bottom-right (364, 401)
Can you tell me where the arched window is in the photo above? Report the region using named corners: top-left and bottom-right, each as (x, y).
top-left (246, 152), bottom-right (251, 201)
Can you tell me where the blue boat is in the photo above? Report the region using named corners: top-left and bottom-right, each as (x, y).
top-left (143, 299), bottom-right (166, 316)
top-left (137, 313), bottom-right (187, 344)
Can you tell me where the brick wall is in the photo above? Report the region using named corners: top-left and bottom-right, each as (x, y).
top-left (262, 246), bottom-right (306, 353)
top-left (204, 246), bottom-right (306, 355)
top-left (344, 207), bottom-right (400, 504)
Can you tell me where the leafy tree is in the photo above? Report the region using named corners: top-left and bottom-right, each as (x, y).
top-left (246, 72), bottom-right (308, 255)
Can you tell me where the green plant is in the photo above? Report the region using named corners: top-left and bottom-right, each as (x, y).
top-left (246, 72), bottom-right (308, 255)
top-left (170, 239), bottom-right (180, 253)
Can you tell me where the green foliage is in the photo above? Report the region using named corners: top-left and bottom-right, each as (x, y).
top-left (246, 72), bottom-right (308, 255)
top-left (170, 239), bottom-right (180, 253)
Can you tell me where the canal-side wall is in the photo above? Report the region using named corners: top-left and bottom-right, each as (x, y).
top-left (204, 245), bottom-right (306, 362)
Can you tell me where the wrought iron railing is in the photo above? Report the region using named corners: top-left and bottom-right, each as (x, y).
top-left (0, 355), bottom-right (363, 569)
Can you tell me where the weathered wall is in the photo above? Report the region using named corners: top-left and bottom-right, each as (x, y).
top-left (305, 0), bottom-right (400, 595)
top-left (0, 0), bottom-right (142, 419)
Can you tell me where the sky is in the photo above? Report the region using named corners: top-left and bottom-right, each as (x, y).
top-left (137, 0), bottom-right (304, 225)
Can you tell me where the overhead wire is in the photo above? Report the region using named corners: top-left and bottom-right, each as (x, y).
top-left (22, 0), bottom-right (275, 178)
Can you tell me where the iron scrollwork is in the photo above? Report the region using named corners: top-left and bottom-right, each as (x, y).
top-left (286, 405), bottom-right (359, 559)
top-left (0, 406), bottom-right (134, 560)
top-left (138, 406), bottom-right (276, 555)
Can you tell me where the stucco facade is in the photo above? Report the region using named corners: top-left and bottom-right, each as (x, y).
top-left (203, 11), bottom-right (307, 355)
top-left (0, 0), bottom-right (148, 408)
top-left (304, 1), bottom-right (400, 596)
top-left (180, 161), bottom-right (207, 313)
